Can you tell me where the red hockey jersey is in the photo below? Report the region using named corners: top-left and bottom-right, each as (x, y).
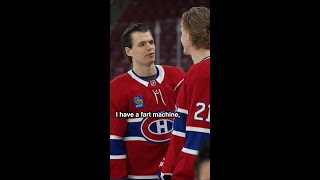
top-left (158, 57), bottom-right (210, 180)
top-left (110, 65), bottom-right (185, 179)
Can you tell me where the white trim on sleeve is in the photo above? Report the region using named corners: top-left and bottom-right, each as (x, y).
top-left (181, 147), bottom-right (199, 155)
top-left (186, 126), bottom-right (210, 134)
top-left (177, 108), bottom-right (188, 115)
top-left (128, 175), bottom-right (157, 179)
top-left (123, 137), bottom-right (147, 141)
top-left (110, 155), bottom-right (126, 159)
top-left (110, 135), bottom-right (123, 140)
top-left (172, 130), bottom-right (186, 137)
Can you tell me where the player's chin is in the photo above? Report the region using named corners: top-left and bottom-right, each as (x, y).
top-left (146, 58), bottom-right (155, 63)
top-left (143, 59), bottom-right (155, 66)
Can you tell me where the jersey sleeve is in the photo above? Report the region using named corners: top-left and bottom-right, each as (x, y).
top-left (110, 82), bottom-right (129, 179)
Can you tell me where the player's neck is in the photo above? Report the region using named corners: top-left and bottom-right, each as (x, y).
top-left (191, 49), bottom-right (210, 64)
top-left (132, 63), bottom-right (157, 77)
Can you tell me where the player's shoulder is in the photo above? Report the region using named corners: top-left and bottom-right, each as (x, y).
top-left (186, 59), bottom-right (210, 79)
top-left (193, 57), bottom-right (210, 69)
top-left (189, 58), bottom-right (210, 73)
top-left (110, 72), bottom-right (131, 87)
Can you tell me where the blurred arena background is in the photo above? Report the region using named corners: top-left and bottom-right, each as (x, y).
top-left (110, 0), bottom-right (210, 80)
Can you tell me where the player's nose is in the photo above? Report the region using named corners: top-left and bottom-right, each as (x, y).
top-left (147, 42), bottom-right (154, 49)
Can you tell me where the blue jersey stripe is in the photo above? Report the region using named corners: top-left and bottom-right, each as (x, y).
top-left (125, 122), bottom-right (143, 137)
top-left (184, 131), bottom-right (210, 151)
top-left (110, 139), bottom-right (126, 155)
top-left (173, 113), bottom-right (188, 133)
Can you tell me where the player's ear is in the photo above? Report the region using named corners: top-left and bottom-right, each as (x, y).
top-left (125, 47), bottom-right (132, 57)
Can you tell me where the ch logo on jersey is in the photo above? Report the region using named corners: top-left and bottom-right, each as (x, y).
top-left (140, 116), bottom-right (173, 143)
top-left (133, 96), bottom-right (144, 108)
top-left (150, 80), bottom-right (156, 86)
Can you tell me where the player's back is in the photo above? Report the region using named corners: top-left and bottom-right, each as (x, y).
top-left (185, 56), bottom-right (210, 127)
top-left (160, 57), bottom-right (210, 180)
top-left (186, 56), bottom-right (210, 82)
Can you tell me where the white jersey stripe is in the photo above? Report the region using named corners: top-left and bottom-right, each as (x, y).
top-left (182, 147), bottom-right (199, 155)
top-left (110, 135), bottom-right (123, 140)
top-left (110, 155), bottom-right (126, 159)
top-left (155, 65), bottom-right (165, 84)
top-left (177, 108), bottom-right (188, 115)
top-left (186, 126), bottom-right (210, 134)
top-left (174, 79), bottom-right (184, 92)
top-left (128, 175), bottom-right (157, 179)
top-left (128, 70), bottom-right (149, 87)
top-left (127, 117), bottom-right (144, 123)
top-left (172, 130), bottom-right (186, 137)
top-left (124, 137), bottom-right (147, 141)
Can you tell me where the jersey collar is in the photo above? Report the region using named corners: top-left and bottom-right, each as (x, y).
top-left (128, 65), bottom-right (165, 87)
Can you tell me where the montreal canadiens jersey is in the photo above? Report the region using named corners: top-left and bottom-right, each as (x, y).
top-left (110, 65), bottom-right (185, 179)
top-left (159, 57), bottom-right (210, 180)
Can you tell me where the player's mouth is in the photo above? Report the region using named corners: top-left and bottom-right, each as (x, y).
top-left (146, 53), bottom-right (154, 57)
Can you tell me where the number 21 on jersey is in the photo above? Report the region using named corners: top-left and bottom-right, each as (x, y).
top-left (194, 102), bottom-right (210, 122)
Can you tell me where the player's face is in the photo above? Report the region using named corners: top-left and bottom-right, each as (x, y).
top-left (198, 160), bottom-right (210, 180)
top-left (180, 25), bottom-right (191, 55)
top-left (125, 31), bottom-right (155, 66)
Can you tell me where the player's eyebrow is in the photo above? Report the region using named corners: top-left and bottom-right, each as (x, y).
top-left (137, 39), bottom-right (154, 45)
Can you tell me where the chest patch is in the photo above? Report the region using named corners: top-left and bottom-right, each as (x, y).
top-left (133, 96), bottom-right (144, 108)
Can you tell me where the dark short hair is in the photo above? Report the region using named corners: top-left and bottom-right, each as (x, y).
top-left (181, 6), bottom-right (210, 49)
top-left (121, 23), bottom-right (152, 63)
top-left (194, 140), bottom-right (210, 179)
